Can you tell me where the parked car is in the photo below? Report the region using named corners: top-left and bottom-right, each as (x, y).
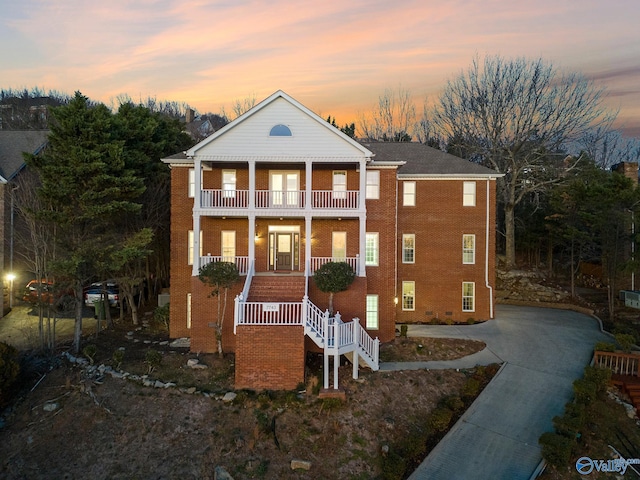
top-left (84, 281), bottom-right (120, 308)
top-left (23, 279), bottom-right (73, 306)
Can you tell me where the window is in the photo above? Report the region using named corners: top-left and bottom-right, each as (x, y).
top-left (188, 168), bottom-right (203, 198)
top-left (333, 170), bottom-right (347, 200)
top-left (462, 282), bottom-right (475, 312)
top-left (222, 170), bottom-right (236, 199)
top-left (402, 234), bottom-right (415, 264)
top-left (366, 295), bottom-right (379, 329)
top-left (402, 281), bottom-right (415, 311)
top-left (270, 124), bottom-right (292, 136)
top-left (270, 171), bottom-right (299, 207)
top-left (403, 181), bottom-right (416, 206)
top-left (463, 234), bottom-right (475, 264)
top-left (221, 231), bottom-right (236, 262)
top-left (188, 230), bottom-right (203, 265)
top-left (186, 293), bottom-right (192, 329)
top-left (366, 170), bottom-right (380, 199)
top-left (463, 181), bottom-right (476, 206)
top-left (365, 233), bottom-right (379, 266)
top-left (332, 231), bottom-right (347, 260)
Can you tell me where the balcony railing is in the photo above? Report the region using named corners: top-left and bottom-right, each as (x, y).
top-left (310, 256), bottom-right (359, 274)
top-left (200, 255), bottom-right (249, 275)
top-left (200, 189), bottom-right (360, 210)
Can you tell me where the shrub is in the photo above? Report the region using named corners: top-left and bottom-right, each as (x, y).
top-left (0, 342), bottom-right (20, 405)
top-left (399, 325), bottom-right (408, 337)
top-left (553, 403), bottom-right (586, 439)
top-left (380, 450), bottom-right (406, 480)
top-left (615, 333), bottom-right (636, 353)
top-left (467, 317), bottom-right (475, 325)
top-left (429, 317), bottom-right (439, 325)
top-left (582, 365), bottom-right (611, 394)
top-left (594, 341), bottom-right (615, 352)
top-left (441, 395), bottom-right (465, 414)
top-left (427, 407), bottom-right (454, 434)
top-left (539, 432), bottom-right (573, 467)
top-left (154, 303), bottom-right (170, 328)
top-left (461, 377), bottom-right (481, 400)
top-left (573, 378), bottom-right (597, 406)
top-left (82, 344), bottom-right (97, 365)
top-left (112, 349), bottom-right (124, 370)
top-left (444, 317), bottom-right (454, 325)
top-left (144, 349), bottom-right (162, 374)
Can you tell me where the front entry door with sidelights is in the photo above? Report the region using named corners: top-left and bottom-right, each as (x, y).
top-left (268, 228), bottom-right (300, 271)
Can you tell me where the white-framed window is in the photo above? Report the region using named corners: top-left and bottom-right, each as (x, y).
top-left (402, 234), bottom-right (415, 264)
top-left (332, 231), bottom-right (347, 260)
top-left (188, 230), bottom-right (203, 265)
top-left (463, 234), bottom-right (475, 264)
top-left (186, 293), bottom-right (192, 329)
top-left (366, 295), bottom-right (379, 329)
top-left (462, 282), bottom-right (475, 312)
top-left (365, 233), bottom-right (379, 266)
top-left (222, 170), bottom-right (236, 199)
top-left (188, 168), bottom-right (203, 198)
top-left (333, 170), bottom-right (347, 200)
top-left (403, 181), bottom-right (416, 206)
top-left (221, 231), bottom-right (236, 262)
top-left (402, 281), bottom-right (415, 311)
top-left (270, 171), bottom-right (299, 207)
top-left (463, 181), bottom-right (476, 206)
top-left (366, 170), bottom-right (380, 199)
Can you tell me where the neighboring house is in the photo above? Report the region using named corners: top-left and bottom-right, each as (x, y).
top-left (0, 130), bottom-right (49, 315)
top-left (163, 91), bottom-right (501, 391)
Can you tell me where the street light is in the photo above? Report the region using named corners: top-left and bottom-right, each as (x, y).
top-left (6, 273), bottom-right (15, 309)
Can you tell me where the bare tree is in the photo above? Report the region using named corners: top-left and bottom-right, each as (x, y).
top-left (432, 54), bottom-right (615, 269)
top-left (358, 86), bottom-right (416, 141)
top-left (232, 94), bottom-right (257, 119)
top-left (579, 126), bottom-right (640, 169)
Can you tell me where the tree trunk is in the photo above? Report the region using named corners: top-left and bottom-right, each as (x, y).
top-left (328, 292), bottom-right (334, 316)
top-left (504, 203), bottom-right (516, 270)
top-left (72, 284), bottom-right (83, 354)
top-left (125, 291), bottom-right (139, 325)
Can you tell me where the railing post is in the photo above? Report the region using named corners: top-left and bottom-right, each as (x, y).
top-left (352, 318), bottom-right (359, 380)
top-left (233, 294), bottom-right (240, 334)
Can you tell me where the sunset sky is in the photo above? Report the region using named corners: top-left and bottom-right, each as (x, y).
top-left (2, 0), bottom-right (640, 136)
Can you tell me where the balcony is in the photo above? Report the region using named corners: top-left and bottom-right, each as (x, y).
top-left (199, 189), bottom-right (360, 211)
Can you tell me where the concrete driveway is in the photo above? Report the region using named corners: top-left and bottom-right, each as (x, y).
top-left (382, 304), bottom-right (611, 480)
top-left (0, 304), bottom-right (98, 351)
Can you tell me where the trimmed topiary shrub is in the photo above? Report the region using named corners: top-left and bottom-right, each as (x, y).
top-left (573, 378), bottom-right (597, 406)
top-left (539, 432), bottom-right (573, 467)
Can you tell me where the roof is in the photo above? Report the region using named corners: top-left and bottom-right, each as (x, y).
top-left (0, 130), bottom-right (49, 181)
top-left (362, 141), bottom-right (502, 178)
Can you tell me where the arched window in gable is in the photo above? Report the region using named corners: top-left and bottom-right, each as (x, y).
top-left (269, 124), bottom-right (292, 136)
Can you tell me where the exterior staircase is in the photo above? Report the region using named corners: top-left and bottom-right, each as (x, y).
top-left (247, 275), bottom-right (305, 302)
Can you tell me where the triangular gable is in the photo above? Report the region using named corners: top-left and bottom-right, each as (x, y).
top-left (186, 90), bottom-right (371, 161)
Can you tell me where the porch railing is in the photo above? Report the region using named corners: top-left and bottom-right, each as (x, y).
top-left (199, 188), bottom-right (361, 211)
top-left (312, 190), bottom-right (359, 209)
top-left (594, 350), bottom-right (640, 377)
top-left (310, 256), bottom-right (359, 274)
top-left (201, 189), bottom-right (249, 208)
top-left (200, 255), bottom-right (249, 275)
top-left (255, 190), bottom-right (305, 209)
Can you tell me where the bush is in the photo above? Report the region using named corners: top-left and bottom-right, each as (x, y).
top-left (154, 303), bottom-right (170, 328)
top-left (553, 402), bottom-right (585, 439)
top-left (444, 317), bottom-right (454, 325)
top-left (0, 342), bottom-right (20, 405)
top-left (467, 317), bottom-right (475, 325)
top-left (582, 365), bottom-right (611, 394)
top-left (615, 333), bottom-right (636, 353)
top-left (399, 325), bottom-right (408, 338)
top-left (145, 349), bottom-right (162, 374)
top-left (441, 395), bottom-right (465, 414)
top-left (594, 341), bottom-right (615, 352)
top-left (573, 378), bottom-right (597, 406)
top-left (539, 432), bottom-right (573, 467)
top-left (427, 407), bottom-right (454, 434)
top-left (380, 450), bottom-right (406, 480)
top-left (461, 377), bottom-right (481, 400)
top-left (112, 349), bottom-right (124, 370)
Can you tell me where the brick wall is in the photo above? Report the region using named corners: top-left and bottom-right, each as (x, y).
top-left (235, 325), bottom-right (306, 390)
top-left (396, 178), bottom-right (497, 323)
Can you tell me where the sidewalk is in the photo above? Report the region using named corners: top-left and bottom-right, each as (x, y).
top-left (381, 305), bottom-right (610, 480)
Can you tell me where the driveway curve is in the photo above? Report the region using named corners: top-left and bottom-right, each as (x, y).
top-left (381, 304), bottom-right (610, 480)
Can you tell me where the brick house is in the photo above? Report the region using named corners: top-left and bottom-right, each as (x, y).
top-left (163, 91), bottom-right (501, 390)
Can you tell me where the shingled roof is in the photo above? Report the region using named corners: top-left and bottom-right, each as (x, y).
top-left (0, 130), bottom-right (49, 181)
top-left (362, 141), bottom-right (500, 177)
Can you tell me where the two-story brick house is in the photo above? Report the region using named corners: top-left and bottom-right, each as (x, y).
top-left (163, 91), bottom-right (500, 390)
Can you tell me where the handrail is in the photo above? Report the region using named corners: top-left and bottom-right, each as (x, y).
top-left (201, 189), bottom-right (249, 208)
top-left (594, 350), bottom-right (640, 377)
top-left (233, 260), bottom-right (254, 334)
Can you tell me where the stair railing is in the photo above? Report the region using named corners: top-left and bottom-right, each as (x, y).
top-left (234, 260), bottom-right (254, 334)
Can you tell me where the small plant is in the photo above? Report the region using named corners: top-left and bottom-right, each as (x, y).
top-left (0, 341), bottom-right (20, 406)
top-left (427, 406), bottom-right (454, 434)
top-left (399, 325), bottom-right (408, 337)
top-left (444, 317), bottom-right (454, 325)
top-left (112, 349), bottom-right (125, 370)
top-left (144, 349), bottom-right (162, 374)
top-left (467, 317), bottom-right (475, 325)
top-left (82, 344), bottom-right (97, 365)
top-left (154, 303), bottom-right (170, 328)
top-left (429, 317), bottom-right (439, 325)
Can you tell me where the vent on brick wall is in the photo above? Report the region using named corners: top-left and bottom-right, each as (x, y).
top-left (445, 312), bottom-right (452, 316)
top-left (425, 311), bottom-right (433, 316)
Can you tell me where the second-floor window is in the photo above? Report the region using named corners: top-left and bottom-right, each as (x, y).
top-left (463, 234), bottom-right (475, 264)
top-left (463, 181), bottom-right (476, 206)
top-left (333, 171), bottom-right (347, 200)
top-left (222, 170), bottom-right (236, 198)
top-left (366, 170), bottom-right (380, 199)
top-left (403, 181), bottom-right (416, 206)
top-left (188, 230), bottom-right (203, 265)
top-left (365, 232), bottom-right (379, 266)
top-left (402, 281), bottom-right (415, 311)
top-left (403, 234), bottom-right (415, 263)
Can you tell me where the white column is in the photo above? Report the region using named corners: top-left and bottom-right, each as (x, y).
top-left (248, 213), bottom-right (256, 267)
top-left (194, 157), bottom-right (202, 209)
top-left (358, 159), bottom-right (367, 276)
top-left (248, 160), bottom-right (256, 210)
top-left (305, 161), bottom-right (313, 277)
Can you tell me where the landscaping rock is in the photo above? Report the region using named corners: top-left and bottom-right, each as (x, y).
top-left (214, 466), bottom-right (234, 480)
top-left (291, 459), bottom-right (312, 470)
top-left (222, 392), bottom-right (237, 403)
top-left (43, 403), bottom-right (59, 412)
